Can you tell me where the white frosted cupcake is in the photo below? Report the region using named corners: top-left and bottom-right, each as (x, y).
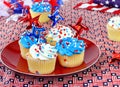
top-left (26, 43), bottom-right (57, 74)
top-left (46, 24), bottom-right (75, 46)
top-left (107, 16), bottom-right (120, 41)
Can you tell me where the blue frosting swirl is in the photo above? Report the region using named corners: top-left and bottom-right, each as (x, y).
top-left (20, 31), bottom-right (38, 48)
top-left (31, 2), bottom-right (51, 12)
top-left (56, 37), bottom-right (85, 56)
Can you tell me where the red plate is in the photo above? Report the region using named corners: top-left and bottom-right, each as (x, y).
top-left (1, 38), bottom-right (100, 77)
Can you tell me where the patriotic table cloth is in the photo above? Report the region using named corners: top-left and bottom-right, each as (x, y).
top-left (0, 0), bottom-right (120, 87)
top-left (74, 0), bottom-right (120, 14)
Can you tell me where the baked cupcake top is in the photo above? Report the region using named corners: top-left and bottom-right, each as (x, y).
top-left (31, 2), bottom-right (51, 12)
top-left (108, 16), bottom-right (120, 30)
top-left (46, 25), bottom-right (74, 42)
top-left (56, 37), bottom-right (85, 56)
top-left (19, 32), bottom-right (38, 48)
top-left (29, 43), bottom-right (57, 60)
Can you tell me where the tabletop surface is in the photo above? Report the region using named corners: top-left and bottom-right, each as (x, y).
top-left (0, 0), bottom-right (120, 87)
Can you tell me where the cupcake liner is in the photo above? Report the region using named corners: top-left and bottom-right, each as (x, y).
top-left (26, 52), bottom-right (56, 74)
top-left (18, 41), bottom-right (29, 60)
top-left (58, 52), bottom-right (84, 68)
top-left (107, 24), bottom-right (120, 41)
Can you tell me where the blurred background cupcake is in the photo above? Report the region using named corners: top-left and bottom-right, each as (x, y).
top-left (107, 16), bottom-right (120, 41)
top-left (30, 1), bottom-right (51, 23)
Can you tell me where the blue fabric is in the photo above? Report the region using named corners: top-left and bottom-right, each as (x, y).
top-left (93, 0), bottom-right (120, 8)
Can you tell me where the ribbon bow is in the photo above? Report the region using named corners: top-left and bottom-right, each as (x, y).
top-left (69, 17), bottom-right (89, 38)
top-left (48, 9), bottom-right (64, 27)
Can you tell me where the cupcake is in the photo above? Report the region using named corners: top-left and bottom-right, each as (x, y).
top-left (56, 37), bottom-right (85, 68)
top-left (46, 25), bottom-right (75, 46)
top-left (18, 31), bottom-right (38, 59)
top-left (107, 16), bottom-right (120, 41)
top-left (26, 43), bottom-right (57, 74)
top-left (30, 2), bottom-right (51, 23)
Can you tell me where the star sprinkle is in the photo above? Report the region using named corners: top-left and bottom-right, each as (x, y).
top-left (69, 17), bottom-right (89, 38)
top-left (48, 9), bottom-right (64, 27)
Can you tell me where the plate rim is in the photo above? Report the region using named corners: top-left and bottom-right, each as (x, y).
top-left (0, 38), bottom-right (101, 77)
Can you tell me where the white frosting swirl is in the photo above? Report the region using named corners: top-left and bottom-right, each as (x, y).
top-left (29, 43), bottom-right (57, 60)
top-left (108, 16), bottom-right (120, 30)
top-left (47, 25), bottom-right (74, 41)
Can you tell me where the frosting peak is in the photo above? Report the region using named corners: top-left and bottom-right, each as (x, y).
top-left (47, 25), bottom-right (74, 42)
top-left (20, 31), bottom-right (38, 48)
top-left (29, 43), bottom-right (57, 60)
top-left (56, 37), bottom-right (85, 56)
top-left (31, 2), bottom-right (51, 12)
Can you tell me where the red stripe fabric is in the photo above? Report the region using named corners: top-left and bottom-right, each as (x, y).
top-left (74, 2), bottom-right (120, 14)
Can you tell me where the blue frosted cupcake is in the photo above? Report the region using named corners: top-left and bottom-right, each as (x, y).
top-left (56, 37), bottom-right (85, 67)
top-left (30, 2), bottom-right (51, 23)
top-left (18, 31), bottom-right (38, 59)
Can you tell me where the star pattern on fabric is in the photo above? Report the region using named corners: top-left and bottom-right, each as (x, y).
top-left (94, 0), bottom-right (120, 8)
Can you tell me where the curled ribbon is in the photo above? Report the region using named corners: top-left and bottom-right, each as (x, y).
top-left (69, 17), bottom-right (89, 38)
top-left (4, 0), bottom-right (24, 14)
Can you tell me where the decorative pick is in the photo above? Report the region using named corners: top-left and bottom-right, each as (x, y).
top-left (69, 17), bottom-right (89, 38)
top-left (109, 52), bottom-right (120, 63)
top-left (31, 24), bottom-right (45, 39)
top-left (57, 0), bottom-right (63, 6)
top-left (49, 0), bottom-right (58, 12)
top-left (48, 9), bottom-right (64, 27)
top-left (19, 7), bottom-right (41, 29)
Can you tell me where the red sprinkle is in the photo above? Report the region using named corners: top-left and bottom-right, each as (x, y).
top-left (59, 35), bottom-right (61, 38)
top-left (74, 50), bottom-right (78, 52)
top-left (35, 48), bottom-right (39, 53)
top-left (64, 59), bottom-right (67, 62)
top-left (66, 42), bottom-right (69, 45)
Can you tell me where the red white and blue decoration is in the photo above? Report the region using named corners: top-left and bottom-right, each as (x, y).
top-left (74, 0), bottom-right (120, 14)
top-left (69, 17), bottom-right (89, 38)
top-left (2, 0), bottom-right (65, 28)
top-left (48, 9), bottom-right (64, 27)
